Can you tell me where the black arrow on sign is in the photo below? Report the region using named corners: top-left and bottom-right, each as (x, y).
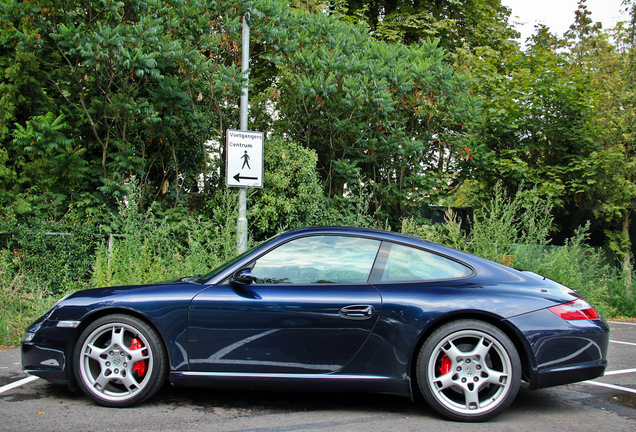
top-left (233, 173), bottom-right (258, 183)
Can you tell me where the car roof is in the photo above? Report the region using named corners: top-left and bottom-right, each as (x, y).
top-left (279, 226), bottom-right (426, 244)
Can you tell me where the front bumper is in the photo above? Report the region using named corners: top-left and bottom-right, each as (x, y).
top-left (21, 317), bottom-right (78, 385)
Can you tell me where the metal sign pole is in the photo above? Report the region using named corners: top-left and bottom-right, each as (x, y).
top-left (237, 13), bottom-right (250, 254)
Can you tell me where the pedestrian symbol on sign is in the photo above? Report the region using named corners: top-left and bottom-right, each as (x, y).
top-left (241, 151), bottom-right (251, 169)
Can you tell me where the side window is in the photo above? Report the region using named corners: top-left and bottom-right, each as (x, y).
top-left (251, 236), bottom-right (381, 284)
top-left (377, 242), bottom-right (472, 282)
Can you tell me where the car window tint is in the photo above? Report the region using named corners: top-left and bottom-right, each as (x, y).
top-left (251, 236), bottom-right (381, 284)
top-left (380, 243), bottom-right (472, 282)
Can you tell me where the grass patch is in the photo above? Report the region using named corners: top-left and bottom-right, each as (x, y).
top-left (0, 261), bottom-right (58, 346)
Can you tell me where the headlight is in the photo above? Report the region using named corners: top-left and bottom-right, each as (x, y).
top-left (22, 322), bottom-right (41, 343)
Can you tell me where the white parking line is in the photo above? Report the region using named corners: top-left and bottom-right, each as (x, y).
top-left (609, 339), bottom-right (636, 347)
top-left (604, 368), bottom-right (636, 376)
top-left (0, 375), bottom-right (39, 394)
top-left (584, 380), bottom-right (636, 394)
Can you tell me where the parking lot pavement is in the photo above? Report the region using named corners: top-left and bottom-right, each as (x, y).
top-left (0, 347), bottom-right (28, 389)
top-left (591, 321), bottom-right (636, 390)
top-left (572, 321), bottom-right (636, 416)
top-left (0, 322), bottom-right (634, 431)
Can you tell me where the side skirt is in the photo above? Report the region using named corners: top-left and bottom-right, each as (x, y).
top-left (170, 371), bottom-right (411, 396)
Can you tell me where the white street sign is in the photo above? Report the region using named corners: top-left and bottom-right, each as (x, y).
top-left (226, 129), bottom-right (264, 188)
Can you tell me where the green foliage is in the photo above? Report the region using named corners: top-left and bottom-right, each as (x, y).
top-left (246, 134), bottom-right (380, 240)
top-left (0, 209), bottom-right (99, 345)
top-left (514, 224), bottom-right (632, 318)
top-left (93, 187), bottom-right (239, 287)
top-left (462, 16), bottom-right (606, 243)
top-left (469, 186), bottom-right (553, 263)
top-left (0, 262), bottom-right (56, 346)
top-left (0, 213), bottom-right (98, 296)
top-left (268, 8), bottom-right (483, 226)
top-left (247, 135), bottom-right (327, 239)
top-left (337, 0), bottom-right (520, 55)
top-left (10, 112), bottom-right (89, 218)
top-left (404, 185), bottom-right (553, 263)
top-left (0, 0), bottom-right (254, 216)
top-left (574, 3), bottom-right (636, 279)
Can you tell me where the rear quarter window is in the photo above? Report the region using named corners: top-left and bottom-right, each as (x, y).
top-left (375, 242), bottom-right (473, 282)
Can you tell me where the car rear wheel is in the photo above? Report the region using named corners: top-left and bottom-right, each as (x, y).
top-left (73, 314), bottom-right (167, 407)
top-left (417, 320), bottom-right (521, 422)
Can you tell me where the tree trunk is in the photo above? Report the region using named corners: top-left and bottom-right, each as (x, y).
top-left (622, 212), bottom-right (633, 296)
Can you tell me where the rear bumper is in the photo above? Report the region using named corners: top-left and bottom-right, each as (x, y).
top-left (506, 309), bottom-right (609, 389)
top-left (530, 361), bottom-right (606, 390)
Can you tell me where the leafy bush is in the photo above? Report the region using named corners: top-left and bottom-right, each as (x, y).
top-left (246, 135), bottom-right (379, 241)
top-left (246, 136), bottom-right (325, 240)
top-left (0, 212), bottom-right (98, 295)
top-left (94, 138), bottom-right (381, 289)
top-left (93, 189), bottom-right (238, 287)
top-left (0, 209), bottom-right (102, 345)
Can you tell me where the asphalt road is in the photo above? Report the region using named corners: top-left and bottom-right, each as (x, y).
top-left (1, 321), bottom-right (634, 432)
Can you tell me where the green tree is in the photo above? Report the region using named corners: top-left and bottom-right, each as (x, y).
top-left (463, 12), bottom-right (603, 243)
top-left (11, 112), bottom-right (88, 218)
top-left (582, 0), bottom-right (636, 292)
top-left (0, 0), bottom-right (253, 217)
top-left (267, 9), bottom-right (482, 226)
top-left (337, 0), bottom-right (519, 55)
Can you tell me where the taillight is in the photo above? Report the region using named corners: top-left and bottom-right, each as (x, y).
top-left (548, 299), bottom-right (600, 320)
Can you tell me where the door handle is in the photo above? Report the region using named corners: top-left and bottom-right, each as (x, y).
top-left (339, 305), bottom-right (375, 320)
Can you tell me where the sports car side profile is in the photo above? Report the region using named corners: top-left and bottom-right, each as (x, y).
top-left (22, 226), bottom-right (609, 421)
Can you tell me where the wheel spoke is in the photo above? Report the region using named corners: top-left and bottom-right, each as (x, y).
top-left (463, 384), bottom-right (481, 410)
top-left (442, 340), bottom-right (464, 361)
top-left (128, 346), bottom-right (149, 364)
top-left (110, 326), bottom-right (126, 348)
top-left (84, 343), bottom-right (107, 362)
top-left (472, 336), bottom-right (492, 359)
top-left (483, 368), bottom-right (508, 386)
top-left (119, 372), bottom-right (140, 393)
top-left (93, 371), bottom-right (112, 393)
top-left (432, 372), bottom-right (456, 391)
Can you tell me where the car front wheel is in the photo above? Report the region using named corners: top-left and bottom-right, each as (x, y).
top-left (417, 320), bottom-right (521, 422)
top-left (73, 314), bottom-right (167, 407)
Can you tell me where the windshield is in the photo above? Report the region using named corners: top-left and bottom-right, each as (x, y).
top-left (194, 234), bottom-right (281, 284)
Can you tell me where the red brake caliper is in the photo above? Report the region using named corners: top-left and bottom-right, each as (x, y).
top-left (439, 353), bottom-right (451, 375)
top-left (130, 338), bottom-right (147, 377)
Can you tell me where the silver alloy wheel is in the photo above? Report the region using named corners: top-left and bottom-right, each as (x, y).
top-left (77, 321), bottom-right (154, 404)
top-left (427, 329), bottom-right (512, 414)
top-left (417, 320), bottom-right (521, 421)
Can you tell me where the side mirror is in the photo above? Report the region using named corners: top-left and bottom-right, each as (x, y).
top-left (232, 268), bottom-right (253, 286)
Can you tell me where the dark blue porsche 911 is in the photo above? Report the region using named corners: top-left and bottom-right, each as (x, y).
top-left (21, 226), bottom-right (609, 421)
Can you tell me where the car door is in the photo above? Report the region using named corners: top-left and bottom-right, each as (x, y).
top-left (187, 235), bottom-right (383, 374)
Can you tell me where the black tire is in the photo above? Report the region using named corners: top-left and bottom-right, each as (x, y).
top-left (416, 319), bottom-right (521, 422)
top-left (73, 314), bottom-right (167, 407)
